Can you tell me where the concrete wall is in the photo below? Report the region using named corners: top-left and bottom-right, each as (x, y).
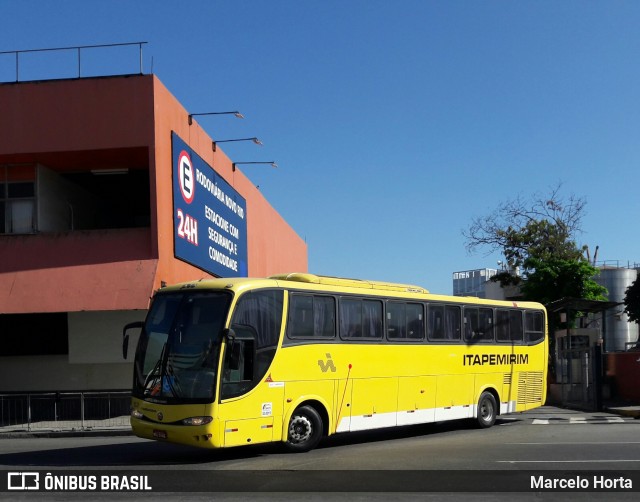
top-left (0, 310), bottom-right (144, 392)
top-left (149, 76), bottom-right (308, 287)
top-left (607, 351), bottom-right (640, 403)
top-left (0, 74), bottom-right (308, 393)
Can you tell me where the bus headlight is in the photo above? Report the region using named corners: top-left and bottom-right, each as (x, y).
top-left (131, 409), bottom-right (144, 419)
top-left (182, 416), bottom-right (213, 426)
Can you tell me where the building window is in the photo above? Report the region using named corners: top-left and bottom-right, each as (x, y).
top-left (0, 313), bottom-right (68, 356)
top-left (1, 166), bottom-right (36, 234)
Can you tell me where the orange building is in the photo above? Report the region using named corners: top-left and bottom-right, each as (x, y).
top-left (0, 74), bottom-right (307, 393)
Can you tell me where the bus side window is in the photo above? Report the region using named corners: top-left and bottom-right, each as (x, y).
top-left (445, 305), bottom-right (461, 340)
top-left (222, 289), bottom-right (283, 399)
top-left (463, 307), bottom-right (478, 341)
top-left (225, 338), bottom-right (255, 382)
top-left (362, 300), bottom-right (383, 339)
top-left (388, 302), bottom-right (424, 341)
top-left (479, 308), bottom-right (494, 341)
top-left (465, 307), bottom-right (493, 342)
top-left (406, 303), bottom-right (424, 340)
top-left (314, 296), bottom-right (336, 338)
top-left (340, 298), bottom-right (362, 338)
top-left (496, 309), bottom-right (523, 342)
top-left (387, 302), bottom-right (406, 339)
top-left (525, 311), bottom-right (544, 343)
top-left (496, 309), bottom-right (510, 342)
top-left (289, 294), bottom-right (336, 339)
top-left (289, 294), bottom-right (314, 338)
top-left (428, 305), bottom-right (445, 340)
top-left (509, 310), bottom-right (524, 342)
top-left (339, 298), bottom-right (383, 339)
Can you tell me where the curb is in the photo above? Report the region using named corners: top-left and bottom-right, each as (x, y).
top-left (606, 406), bottom-right (640, 419)
top-left (0, 429), bottom-right (133, 439)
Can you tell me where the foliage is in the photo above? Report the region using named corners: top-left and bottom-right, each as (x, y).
top-left (464, 183), bottom-right (587, 269)
top-left (464, 184), bottom-right (606, 306)
top-left (520, 257), bottom-right (607, 305)
top-left (623, 277), bottom-right (640, 325)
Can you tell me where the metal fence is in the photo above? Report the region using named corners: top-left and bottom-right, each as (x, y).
top-left (0, 41), bottom-right (147, 83)
top-left (555, 345), bottom-right (604, 411)
top-left (0, 391), bottom-right (131, 431)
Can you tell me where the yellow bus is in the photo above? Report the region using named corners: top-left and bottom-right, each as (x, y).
top-left (123, 273), bottom-right (547, 452)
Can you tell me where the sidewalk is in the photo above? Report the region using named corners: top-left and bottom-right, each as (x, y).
top-left (0, 418), bottom-right (133, 438)
top-left (0, 425), bottom-right (133, 438)
top-left (604, 396), bottom-right (640, 418)
top-left (605, 405), bottom-right (640, 418)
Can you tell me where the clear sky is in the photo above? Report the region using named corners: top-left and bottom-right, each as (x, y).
top-left (2, 1), bottom-right (639, 294)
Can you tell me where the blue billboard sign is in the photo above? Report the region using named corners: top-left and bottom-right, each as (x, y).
top-left (172, 132), bottom-right (248, 277)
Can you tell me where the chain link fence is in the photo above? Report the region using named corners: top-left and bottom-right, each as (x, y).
top-left (0, 391), bottom-right (131, 431)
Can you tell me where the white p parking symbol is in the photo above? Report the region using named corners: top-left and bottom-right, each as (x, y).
top-left (178, 151), bottom-right (195, 204)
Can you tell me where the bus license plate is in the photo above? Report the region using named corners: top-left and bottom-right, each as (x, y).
top-left (153, 430), bottom-right (167, 439)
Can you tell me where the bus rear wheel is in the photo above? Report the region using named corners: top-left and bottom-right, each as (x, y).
top-left (284, 405), bottom-right (323, 453)
top-left (476, 391), bottom-right (497, 428)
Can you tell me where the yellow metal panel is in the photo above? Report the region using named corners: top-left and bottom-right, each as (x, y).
top-left (350, 377), bottom-right (398, 430)
top-left (397, 376), bottom-right (436, 425)
top-left (435, 374), bottom-right (474, 408)
top-left (224, 417), bottom-right (274, 447)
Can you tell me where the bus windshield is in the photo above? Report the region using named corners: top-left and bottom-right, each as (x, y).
top-left (133, 290), bottom-right (232, 403)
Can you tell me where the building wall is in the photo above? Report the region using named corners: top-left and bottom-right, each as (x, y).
top-left (0, 76), bottom-right (155, 155)
top-left (0, 304), bottom-right (144, 391)
top-left (452, 268), bottom-right (497, 298)
top-left (0, 75), bottom-right (307, 394)
top-left (149, 76), bottom-right (307, 287)
top-left (0, 75), bottom-right (307, 296)
top-left (607, 352), bottom-right (640, 402)
top-left (0, 356), bottom-right (133, 392)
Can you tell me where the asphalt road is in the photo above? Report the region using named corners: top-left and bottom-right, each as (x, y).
top-left (1, 406), bottom-right (639, 500)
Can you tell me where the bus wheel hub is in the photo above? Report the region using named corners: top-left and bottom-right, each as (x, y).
top-left (289, 415), bottom-right (312, 442)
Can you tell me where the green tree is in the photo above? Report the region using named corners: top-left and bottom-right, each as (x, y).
top-left (623, 277), bottom-right (640, 324)
top-left (521, 257), bottom-right (607, 305)
top-left (464, 184), bottom-right (606, 305)
top-left (464, 184), bottom-right (586, 272)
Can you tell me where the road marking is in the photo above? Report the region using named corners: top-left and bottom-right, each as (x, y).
top-left (531, 416), bottom-right (632, 425)
top-left (507, 441), bottom-right (640, 445)
top-left (498, 459), bottom-right (640, 464)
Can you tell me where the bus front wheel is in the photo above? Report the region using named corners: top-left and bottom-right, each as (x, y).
top-left (476, 391), bottom-right (497, 428)
top-left (284, 405), bottom-right (323, 453)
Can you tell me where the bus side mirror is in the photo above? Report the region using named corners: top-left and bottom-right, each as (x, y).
top-left (223, 328), bottom-right (236, 343)
top-left (122, 321), bottom-right (144, 360)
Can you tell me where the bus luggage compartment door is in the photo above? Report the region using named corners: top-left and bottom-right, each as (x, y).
top-left (224, 416), bottom-right (274, 447)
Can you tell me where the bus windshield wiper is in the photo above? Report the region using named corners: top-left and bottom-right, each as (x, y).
top-left (164, 358), bottom-right (183, 397)
top-left (143, 343), bottom-right (166, 395)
